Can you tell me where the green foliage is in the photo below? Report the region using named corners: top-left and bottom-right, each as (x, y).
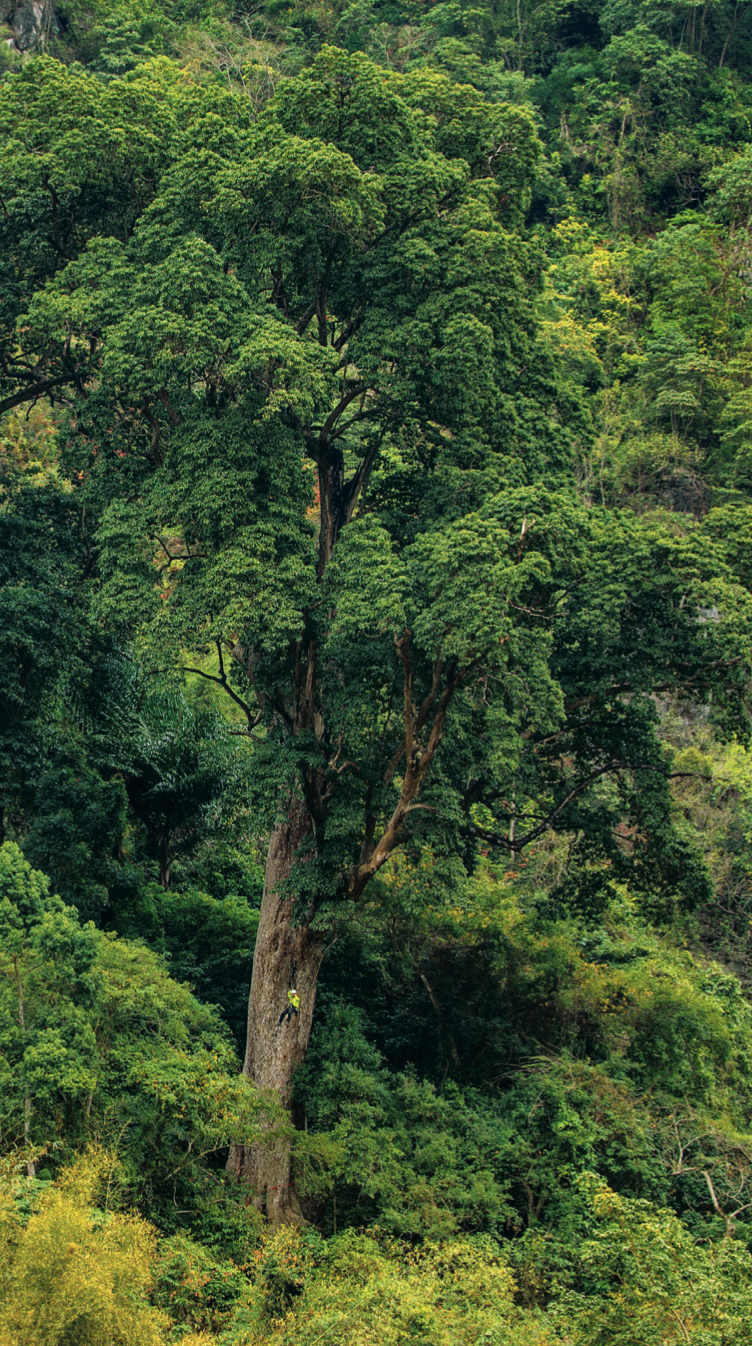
top-left (0, 842), bottom-right (265, 1231)
top-left (88, 931), bottom-right (264, 1225)
top-left (118, 884), bottom-right (260, 1051)
top-left (0, 841), bottom-right (100, 1151)
top-left (293, 1003), bottom-right (515, 1236)
top-left (7, 2), bottom-right (752, 1340)
top-left (297, 870), bottom-right (752, 1248)
top-left (225, 1227), bottom-right (525, 1346)
top-left (152, 1233), bottom-right (246, 1336)
top-left (560, 1178), bottom-right (752, 1344)
top-left (23, 754), bottom-right (129, 921)
top-left (0, 477), bottom-right (91, 831)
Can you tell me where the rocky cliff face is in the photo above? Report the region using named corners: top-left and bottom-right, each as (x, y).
top-left (3, 0), bottom-right (60, 51)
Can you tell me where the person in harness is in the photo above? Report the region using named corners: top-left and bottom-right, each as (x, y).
top-left (278, 988), bottom-right (300, 1026)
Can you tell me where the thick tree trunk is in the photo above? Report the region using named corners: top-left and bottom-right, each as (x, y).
top-left (227, 800), bottom-right (324, 1224)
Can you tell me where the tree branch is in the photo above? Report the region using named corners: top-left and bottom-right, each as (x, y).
top-left (470, 763), bottom-right (718, 853)
top-left (351, 658), bottom-right (467, 897)
top-left (182, 641), bottom-right (262, 730)
top-left (0, 375), bottom-right (74, 416)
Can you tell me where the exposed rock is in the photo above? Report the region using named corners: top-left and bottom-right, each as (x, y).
top-left (3, 0), bottom-right (60, 52)
top-left (656, 467), bottom-right (712, 518)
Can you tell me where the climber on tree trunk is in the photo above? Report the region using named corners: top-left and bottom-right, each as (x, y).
top-left (278, 988), bottom-right (300, 1026)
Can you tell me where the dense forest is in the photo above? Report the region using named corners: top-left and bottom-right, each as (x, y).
top-left (6, 0), bottom-right (752, 1340)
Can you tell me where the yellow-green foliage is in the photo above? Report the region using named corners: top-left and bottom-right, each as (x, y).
top-left (0, 1152), bottom-right (168, 1346)
top-left (563, 1179), bottom-right (752, 1345)
top-left (226, 1227), bottom-right (551, 1346)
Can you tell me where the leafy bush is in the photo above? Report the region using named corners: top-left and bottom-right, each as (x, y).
top-left (560, 1178), bottom-right (752, 1346)
top-left (0, 842), bottom-right (266, 1230)
top-left (293, 1002), bottom-right (515, 1236)
top-left (224, 1228), bottom-right (534, 1346)
top-left (0, 1151), bottom-right (168, 1346)
top-left (152, 1233), bottom-right (246, 1336)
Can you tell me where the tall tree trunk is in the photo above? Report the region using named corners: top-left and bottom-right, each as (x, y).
top-left (227, 800), bottom-right (324, 1224)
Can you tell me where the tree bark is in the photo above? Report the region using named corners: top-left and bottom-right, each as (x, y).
top-left (227, 799), bottom-right (324, 1224)
top-left (14, 955), bottom-right (35, 1177)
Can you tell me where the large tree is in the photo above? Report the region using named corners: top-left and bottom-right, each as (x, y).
top-left (7, 49), bottom-right (752, 1221)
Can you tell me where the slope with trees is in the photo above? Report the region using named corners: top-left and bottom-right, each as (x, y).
top-left (5, 1), bottom-right (752, 1341)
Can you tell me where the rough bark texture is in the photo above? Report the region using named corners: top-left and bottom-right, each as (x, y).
top-left (227, 801), bottom-right (324, 1223)
top-left (3, 0), bottom-right (57, 50)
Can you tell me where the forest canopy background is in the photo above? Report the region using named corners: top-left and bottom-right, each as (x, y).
top-left (5, 0), bottom-right (752, 1341)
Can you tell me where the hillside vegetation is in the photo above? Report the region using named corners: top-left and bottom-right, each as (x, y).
top-left (4, 1), bottom-right (752, 1341)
